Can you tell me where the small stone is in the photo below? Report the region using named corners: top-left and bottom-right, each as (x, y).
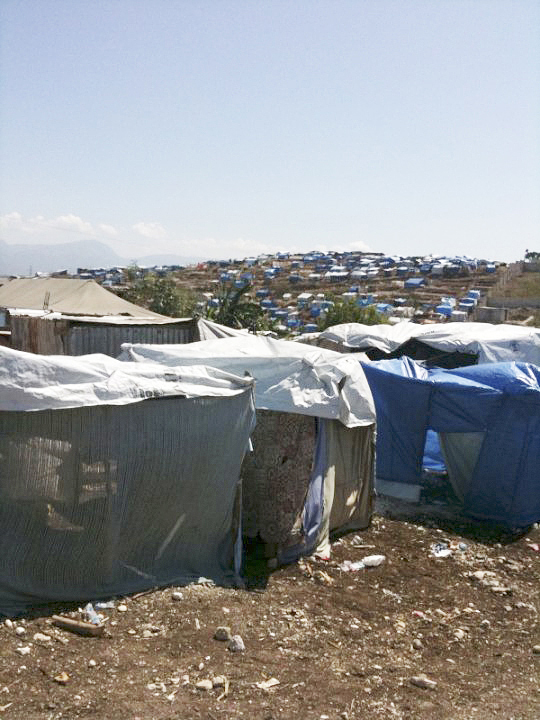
top-left (4, 619), bottom-right (13, 629)
top-left (410, 674), bottom-right (437, 690)
top-left (142, 629), bottom-right (153, 638)
top-left (228, 634), bottom-right (245, 652)
top-left (195, 679), bottom-right (213, 691)
top-left (88, 659), bottom-right (97, 667)
top-left (127, 629), bottom-right (136, 635)
top-left (214, 626), bottom-right (232, 642)
top-left (33, 633), bottom-right (51, 643)
top-left (171, 591), bottom-right (183, 601)
top-left (212, 675), bottom-right (226, 688)
top-left (454, 628), bottom-right (466, 641)
top-left (117, 604), bottom-right (128, 612)
top-left (533, 645), bottom-right (540, 655)
top-left (15, 627), bottom-right (25, 636)
top-left (15, 646), bottom-right (31, 656)
top-left (412, 638), bottom-right (423, 650)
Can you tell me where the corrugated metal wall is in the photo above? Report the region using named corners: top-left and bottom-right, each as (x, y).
top-left (67, 321), bottom-right (198, 357)
top-left (9, 317), bottom-right (198, 356)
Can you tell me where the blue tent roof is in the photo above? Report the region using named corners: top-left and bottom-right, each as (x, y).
top-left (362, 358), bottom-right (540, 527)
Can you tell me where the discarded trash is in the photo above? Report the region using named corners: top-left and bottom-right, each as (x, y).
top-left (197, 577), bottom-right (215, 587)
top-left (84, 603), bottom-right (101, 625)
top-left (212, 675), bottom-right (227, 688)
top-left (52, 615), bottom-right (104, 637)
top-left (95, 600), bottom-right (115, 609)
top-left (527, 543), bottom-right (540, 552)
top-left (362, 554), bottom-right (386, 567)
top-left (430, 543), bottom-right (452, 558)
top-left (314, 569), bottom-right (335, 586)
top-left (338, 560), bottom-right (365, 572)
top-left (53, 672), bottom-right (70, 685)
top-left (195, 679), bottom-right (213, 691)
top-left (255, 677), bottom-right (280, 690)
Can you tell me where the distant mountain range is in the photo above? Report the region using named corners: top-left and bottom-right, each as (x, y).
top-left (0, 239), bottom-right (204, 276)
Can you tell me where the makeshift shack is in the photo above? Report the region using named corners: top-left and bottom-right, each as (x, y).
top-left (119, 336), bottom-right (377, 563)
top-left (0, 277), bottom-right (199, 357)
top-left (362, 357), bottom-right (540, 528)
top-left (0, 346), bottom-right (255, 615)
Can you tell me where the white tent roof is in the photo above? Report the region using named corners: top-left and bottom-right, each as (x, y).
top-left (119, 335), bottom-right (376, 427)
top-left (310, 322), bottom-right (540, 365)
top-left (0, 346), bottom-right (253, 412)
top-left (0, 278), bottom-right (172, 320)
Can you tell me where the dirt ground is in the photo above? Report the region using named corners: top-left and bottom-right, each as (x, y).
top-left (0, 513), bottom-right (538, 720)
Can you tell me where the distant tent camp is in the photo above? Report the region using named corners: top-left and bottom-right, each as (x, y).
top-left (362, 357), bottom-right (540, 528)
top-left (119, 335), bottom-right (377, 563)
top-left (299, 321), bottom-right (540, 368)
top-left (0, 346), bottom-right (255, 615)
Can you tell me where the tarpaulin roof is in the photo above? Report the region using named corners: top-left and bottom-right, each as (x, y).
top-left (0, 345), bottom-right (253, 412)
top-left (0, 278), bottom-right (172, 320)
top-left (119, 335), bottom-right (376, 427)
top-left (311, 321), bottom-right (540, 365)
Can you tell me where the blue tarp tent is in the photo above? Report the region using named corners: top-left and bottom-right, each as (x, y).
top-left (362, 357), bottom-right (540, 528)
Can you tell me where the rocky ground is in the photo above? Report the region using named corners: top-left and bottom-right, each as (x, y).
top-left (0, 514), bottom-right (539, 720)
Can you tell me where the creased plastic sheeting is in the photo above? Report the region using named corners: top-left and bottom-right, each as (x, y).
top-left (0, 346), bottom-right (252, 412)
top-left (311, 322), bottom-right (540, 366)
top-left (119, 335), bottom-right (376, 428)
top-left (0, 390), bottom-right (255, 616)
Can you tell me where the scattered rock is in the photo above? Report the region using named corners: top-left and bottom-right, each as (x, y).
top-left (214, 626), bottom-right (232, 642)
top-left (410, 674), bottom-right (437, 690)
top-left (142, 629), bottom-right (153, 638)
top-left (412, 638), bottom-right (423, 650)
top-left (15, 646), bottom-right (31, 656)
top-left (212, 675), bottom-right (227, 688)
top-left (454, 628), bottom-right (466, 641)
top-left (533, 645), bottom-right (540, 655)
top-left (195, 679), bottom-right (213, 691)
top-left (88, 659), bottom-right (97, 667)
top-left (171, 591), bottom-right (183, 601)
top-left (4, 619), bottom-right (13, 629)
top-left (33, 633), bottom-right (51, 643)
top-left (228, 634), bottom-right (245, 652)
top-left (117, 604), bottom-right (128, 613)
top-left (15, 627), bottom-right (25, 636)
top-left (255, 677), bottom-right (280, 690)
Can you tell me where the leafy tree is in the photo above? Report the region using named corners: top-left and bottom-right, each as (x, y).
top-left (121, 267), bottom-right (197, 318)
top-left (206, 284), bottom-right (265, 330)
top-left (318, 299), bottom-right (387, 331)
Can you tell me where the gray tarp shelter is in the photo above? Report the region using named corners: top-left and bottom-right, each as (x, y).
top-left (119, 335), bottom-right (377, 563)
top-left (0, 346), bottom-right (255, 616)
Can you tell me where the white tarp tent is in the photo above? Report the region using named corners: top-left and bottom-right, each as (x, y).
top-left (119, 335), bottom-right (377, 562)
top-left (301, 322), bottom-right (540, 366)
top-left (0, 346), bottom-right (255, 615)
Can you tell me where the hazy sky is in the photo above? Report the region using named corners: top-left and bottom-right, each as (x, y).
top-left (1, 0), bottom-right (538, 263)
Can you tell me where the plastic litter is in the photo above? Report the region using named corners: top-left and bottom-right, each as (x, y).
top-left (430, 542), bottom-right (452, 558)
top-left (362, 554), bottom-right (386, 567)
top-left (95, 600), bottom-right (116, 609)
top-left (338, 560), bottom-right (365, 572)
top-left (83, 603), bottom-right (101, 625)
